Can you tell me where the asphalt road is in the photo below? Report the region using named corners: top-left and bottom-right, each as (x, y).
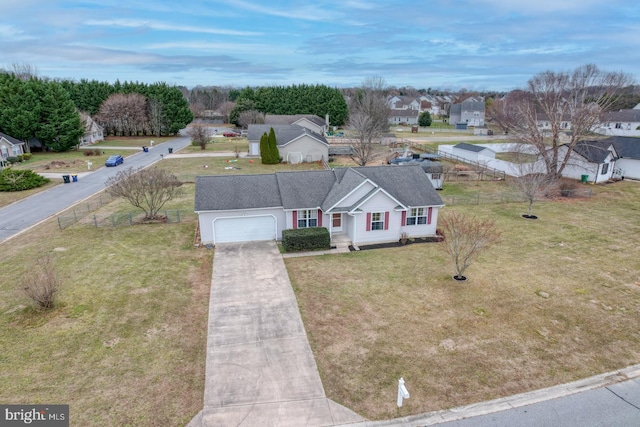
top-left (0, 137), bottom-right (191, 244)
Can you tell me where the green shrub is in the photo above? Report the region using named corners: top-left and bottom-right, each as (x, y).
top-left (6, 156), bottom-right (18, 164)
top-left (22, 152), bottom-right (32, 161)
top-left (0, 169), bottom-right (50, 191)
top-left (17, 154), bottom-right (24, 162)
top-left (282, 227), bottom-right (330, 252)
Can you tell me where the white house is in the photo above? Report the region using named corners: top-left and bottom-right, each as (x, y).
top-left (557, 141), bottom-right (618, 183)
top-left (247, 124), bottom-right (329, 162)
top-left (601, 136), bottom-right (640, 180)
top-left (79, 113), bottom-right (104, 145)
top-left (449, 100), bottom-right (485, 126)
top-left (194, 165), bottom-right (444, 246)
top-left (594, 107), bottom-right (640, 137)
top-left (388, 109), bottom-right (419, 125)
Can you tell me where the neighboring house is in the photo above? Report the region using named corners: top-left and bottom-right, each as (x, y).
top-left (452, 142), bottom-right (496, 163)
top-left (449, 100), bottom-right (485, 126)
top-left (79, 113), bottom-right (104, 145)
top-left (601, 136), bottom-right (640, 180)
top-left (594, 108), bottom-right (640, 137)
top-left (536, 114), bottom-right (572, 131)
top-left (0, 132), bottom-right (27, 166)
top-left (557, 140), bottom-right (618, 183)
top-left (388, 109), bottom-right (419, 125)
top-left (247, 124), bottom-right (329, 162)
top-left (194, 164), bottom-right (444, 246)
top-left (264, 114), bottom-right (329, 135)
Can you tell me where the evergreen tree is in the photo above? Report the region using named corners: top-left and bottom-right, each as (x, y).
top-left (259, 132), bottom-right (270, 164)
top-left (34, 80), bottom-right (84, 152)
top-left (268, 127), bottom-right (280, 164)
top-left (418, 111), bottom-right (432, 127)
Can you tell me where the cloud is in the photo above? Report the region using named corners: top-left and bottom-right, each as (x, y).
top-left (85, 19), bottom-right (261, 36)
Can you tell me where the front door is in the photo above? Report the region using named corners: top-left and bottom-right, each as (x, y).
top-left (332, 213), bottom-right (342, 232)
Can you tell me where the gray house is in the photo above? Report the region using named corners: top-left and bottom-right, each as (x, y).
top-left (195, 164), bottom-right (444, 246)
top-left (264, 114), bottom-right (329, 135)
top-left (449, 100), bottom-right (485, 126)
top-left (247, 124), bottom-right (329, 162)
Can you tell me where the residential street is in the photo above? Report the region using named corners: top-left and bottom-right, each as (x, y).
top-left (0, 137), bottom-right (190, 243)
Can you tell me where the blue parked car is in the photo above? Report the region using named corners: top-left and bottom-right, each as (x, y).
top-left (105, 154), bottom-right (124, 167)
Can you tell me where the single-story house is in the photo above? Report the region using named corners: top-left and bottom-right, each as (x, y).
top-left (594, 108), bottom-right (640, 137)
top-left (79, 113), bottom-right (104, 145)
top-left (557, 141), bottom-right (618, 183)
top-left (195, 164), bottom-right (444, 246)
top-left (247, 124), bottom-right (329, 162)
top-left (601, 136), bottom-right (640, 180)
top-left (0, 132), bottom-right (27, 166)
top-left (452, 142), bottom-right (496, 163)
top-left (264, 114), bottom-right (329, 135)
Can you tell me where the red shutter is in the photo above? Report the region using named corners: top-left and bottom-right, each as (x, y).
top-left (366, 212), bottom-right (371, 231)
top-left (384, 212), bottom-right (389, 230)
top-left (292, 211), bottom-right (297, 229)
top-left (317, 209), bottom-right (322, 227)
top-left (401, 210), bottom-right (407, 226)
top-left (427, 207), bottom-right (433, 225)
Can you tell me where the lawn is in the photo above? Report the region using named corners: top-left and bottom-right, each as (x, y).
top-left (156, 156), bottom-right (324, 181)
top-left (0, 195), bottom-right (211, 426)
top-left (11, 150), bottom-right (134, 174)
top-left (4, 152), bottom-right (639, 424)
top-left (178, 138), bottom-right (249, 153)
top-left (285, 180), bottom-right (640, 420)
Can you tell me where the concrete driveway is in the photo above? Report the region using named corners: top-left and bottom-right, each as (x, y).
top-left (191, 241), bottom-right (364, 427)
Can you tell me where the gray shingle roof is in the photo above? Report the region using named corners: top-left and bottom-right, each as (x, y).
top-left (603, 109), bottom-right (640, 122)
top-left (247, 124), bottom-right (328, 146)
top-left (276, 170), bottom-right (336, 209)
top-left (571, 141), bottom-right (616, 163)
top-left (454, 142), bottom-right (487, 153)
top-left (265, 114), bottom-right (326, 127)
top-left (0, 132), bottom-right (26, 146)
top-left (195, 165), bottom-right (443, 212)
top-left (194, 174), bottom-right (282, 211)
top-left (602, 136), bottom-right (640, 160)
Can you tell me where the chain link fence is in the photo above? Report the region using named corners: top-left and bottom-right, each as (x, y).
top-left (58, 208), bottom-right (196, 229)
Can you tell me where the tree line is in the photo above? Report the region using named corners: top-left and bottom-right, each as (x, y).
top-left (0, 70), bottom-right (193, 152)
top-left (229, 84), bottom-right (349, 127)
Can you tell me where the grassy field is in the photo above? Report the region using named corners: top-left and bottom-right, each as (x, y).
top-left (4, 150), bottom-right (639, 424)
top-left (92, 137), bottom-right (174, 147)
top-left (0, 193), bottom-right (211, 426)
top-left (285, 180), bottom-right (640, 420)
top-left (178, 138), bottom-right (249, 153)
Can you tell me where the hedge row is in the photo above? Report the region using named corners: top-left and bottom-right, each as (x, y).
top-left (282, 227), bottom-right (330, 252)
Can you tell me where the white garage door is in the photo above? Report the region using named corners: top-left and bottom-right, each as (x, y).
top-left (213, 215), bottom-right (276, 244)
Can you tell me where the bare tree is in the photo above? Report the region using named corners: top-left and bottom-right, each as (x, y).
top-left (187, 123), bottom-right (211, 150)
top-left (218, 101), bottom-right (235, 124)
top-left (147, 98), bottom-right (165, 136)
top-left (8, 62), bottom-right (39, 80)
top-left (348, 77), bottom-right (390, 166)
top-left (507, 144), bottom-right (555, 218)
top-left (238, 109), bottom-right (265, 128)
top-left (105, 167), bottom-right (183, 220)
top-left (96, 93), bottom-right (150, 136)
top-left (439, 212), bottom-right (501, 281)
top-left (22, 254), bottom-right (60, 309)
top-left (499, 64), bottom-right (634, 178)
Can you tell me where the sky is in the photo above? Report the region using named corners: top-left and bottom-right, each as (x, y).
top-left (1, 0), bottom-right (639, 91)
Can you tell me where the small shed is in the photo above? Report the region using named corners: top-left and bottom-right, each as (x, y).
top-left (452, 142), bottom-right (496, 162)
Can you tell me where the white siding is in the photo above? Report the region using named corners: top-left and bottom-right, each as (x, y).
top-left (197, 208), bottom-right (286, 245)
top-left (353, 191), bottom-right (401, 245)
top-left (279, 135), bottom-right (328, 162)
top-left (401, 207), bottom-right (439, 238)
top-left (336, 181), bottom-right (376, 208)
top-left (615, 158), bottom-right (640, 180)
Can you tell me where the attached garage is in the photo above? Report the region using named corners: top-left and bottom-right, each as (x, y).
top-left (213, 215), bottom-right (277, 244)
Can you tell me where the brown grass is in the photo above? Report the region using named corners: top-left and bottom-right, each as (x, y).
top-left (286, 180), bottom-right (640, 420)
